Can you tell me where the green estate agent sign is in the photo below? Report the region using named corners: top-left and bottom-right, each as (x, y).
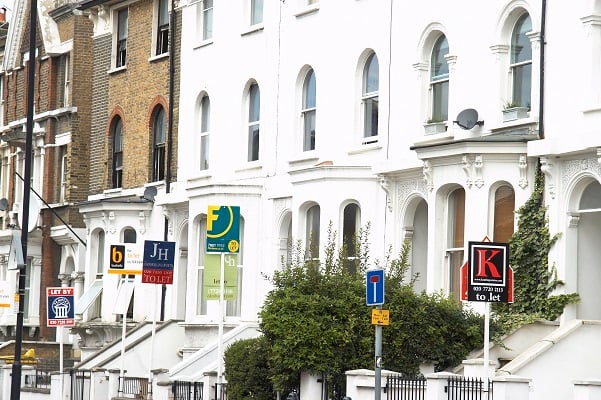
top-left (203, 254), bottom-right (238, 300)
top-left (206, 205), bottom-right (240, 253)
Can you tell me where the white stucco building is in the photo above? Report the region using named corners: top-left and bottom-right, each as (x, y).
top-left (162, 0), bottom-right (601, 397)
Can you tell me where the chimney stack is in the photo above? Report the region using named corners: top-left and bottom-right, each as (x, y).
top-left (0, 8), bottom-right (6, 24)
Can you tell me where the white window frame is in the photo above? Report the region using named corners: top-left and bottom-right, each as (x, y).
top-left (361, 53), bottom-right (379, 142)
top-left (152, 107), bottom-right (166, 182)
top-left (250, 0), bottom-right (263, 26)
top-left (446, 188), bottom-right (465, 301)
top-left (59, 146), bottom-right (67, 203)
top-left (429, 35), bottom-right (449, 123)
top-left (305, 204), bottom-right (320, 260)
top-left (247, 83), bottom-right (260, 162)
top-left (62, 54), bottom-right (70, 107)
top-left (509, 13), bottom-right (532, 109)
top-left (200, 0), bottom-right (213, 41)
top-left (199, 94), bottom-right (210, 170)
top-left (301, 69), bottom-right (316, 151)
top-left (114, 7), bottom-right (128, 69)
top-left (153, 0), bottom-right (170, 56)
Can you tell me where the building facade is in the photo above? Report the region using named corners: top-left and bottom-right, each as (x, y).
top-left (0, 0), bottom-right (600, 398)
top-left (0, 0), bottom-right (92, 345)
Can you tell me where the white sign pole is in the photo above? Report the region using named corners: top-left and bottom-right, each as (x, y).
top-left (216, 253), bottom-right (225, 400)
top-left (120, 310), bottom-right (126, 392)
top-left (59, 325), bottom-right (64, 400)
top-left (483, 302), bottom-right (490, 392)
top-left (148, 285), bottom-right (158, 392)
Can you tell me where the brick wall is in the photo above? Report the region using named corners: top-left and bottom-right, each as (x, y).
top-left (89, 34), bottom-right (111, 194)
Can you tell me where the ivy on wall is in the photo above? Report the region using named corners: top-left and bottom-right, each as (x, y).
top-left (493, 169), bottom-right (579, 332)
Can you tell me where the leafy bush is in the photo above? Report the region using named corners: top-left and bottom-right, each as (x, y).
top-left (224, 336), bottom-right (274, 400)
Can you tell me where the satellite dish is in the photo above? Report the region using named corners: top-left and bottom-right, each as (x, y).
top-left (142, 186), bottom-right (157, 202)
top-left (454, 109), bottom-right (483, 130)
top-left (18, 193), bottom-right (41, 232)
top-left (0, 198), bottom-right (8, 211)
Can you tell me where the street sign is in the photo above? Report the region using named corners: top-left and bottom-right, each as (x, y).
top-left (206, 205), bottom-right (240, 253)
top-left (47, 287), bottom-right (75, 327)
top-left (371, 309), bottom-right (390, 326)
top-left (464, 241), bottom-right (513, 303)
top-left (203, 253), bottom-right (238, 300)
top-left (142, 240), bottom-right (176, 284)
top-left (108, 244), bottom-right (143, 275)
top-left (366, 269), bottom-right (385, 306)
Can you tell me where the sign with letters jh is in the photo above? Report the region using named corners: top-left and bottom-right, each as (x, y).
top-left (466, 241), bottom-right (513, 303)
top-left (142, 240), bottom-right (176, 284)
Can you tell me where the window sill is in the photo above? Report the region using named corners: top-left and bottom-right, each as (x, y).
top-left (149, 52), bottom-right (169, 63)
top-left (423, 121), bottom-right (448, 135)
top-left (295, 4), bottom-right (320, 18)
top-left (194, 39), bottom-right (214, 50)
top-left (287, 152), bottom-right (320, 167)
top-left (241, 24), bottom-right (264, 36)
top-left (107, 65), bottom-right (127, 75)
top-left (348, 140), bottom-right (382, 155)
top-left (235, 161), bottom-right (263, 174)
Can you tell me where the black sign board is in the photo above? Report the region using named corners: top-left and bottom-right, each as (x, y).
top-left (465, 241), bottom-right (513, 303)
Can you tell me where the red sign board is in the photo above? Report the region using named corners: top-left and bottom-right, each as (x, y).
top-left (460, 241), bottom-right (513, 303)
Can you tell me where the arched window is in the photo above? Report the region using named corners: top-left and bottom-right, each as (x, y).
top-left (580, 181), bottom-right (601, 210)
top-left (362, 53), bottom-right (379, 138)
top-left (447, 188), bottom-right (465, 300)
top-left (200, 95), bottom-right (211, 170)
top-left (96, 230), bottom-right (105, 278)
top-left (123, 228), bottom-right (137, 243)
top-left (248, 83), bottom-right (260, 162)
top-left (305, 205), bottom-right (320, 260)
top-left (152, 107), bottom-right (166, 181)
top-left (510, 14), bottom-right (532, 109)
top-left (343, 203), bottom-right (360, 273)
top-left (430, 35), bottom-right (449, 122)
top-left (112, 117), bottom-right (123, 189)
top-left (493, 185), bottom-right (515, 242)
top-left (302, 69), bottom-right (316, 151)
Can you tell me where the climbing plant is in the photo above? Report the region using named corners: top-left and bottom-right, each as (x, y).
top-left (492, 169), bottom-right (579, 333)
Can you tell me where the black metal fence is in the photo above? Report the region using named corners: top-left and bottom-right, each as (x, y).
top-left (71, 370), bottom-right (91, 400)
top-left (173, 381), bottom-right (204, 400)
top-left (119, 376), bottom-right (150, 399)
top-left (385, 374), bottom-right (427, 400)
top-left (446, 376), bottom-right (493, 400)
top-left (214, 382), bottom-right (227, 400)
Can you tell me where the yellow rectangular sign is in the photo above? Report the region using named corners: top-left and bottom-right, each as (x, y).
top-left (371, 309), bottom-right (390, 326)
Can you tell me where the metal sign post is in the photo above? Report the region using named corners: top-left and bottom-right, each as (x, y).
top-left (206, 205), bottom-right (240, 400)
top-left (47, 287), bottom-right (75, 400)
top-left (366, 269), bottom-right (385, 400)
top-left (461, 238), bottom-right (513, 392)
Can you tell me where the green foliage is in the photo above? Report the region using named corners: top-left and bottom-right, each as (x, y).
top-left (257, 223), bottom-right (486, 391)
top-left (493, 170), bottom-right (579, 333)
top-left (259, 223), bottom-right (372, 391)
top-left (224, 337), bottom-right (274, 400)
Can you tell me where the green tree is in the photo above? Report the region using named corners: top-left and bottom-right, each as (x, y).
top-left (259, 225), bottom-right (372, 393)
top-left (382, 241), bottom-right (484, 374)
top-left (493, 169), bottom-right (579, 332)
top-left (224, 336), bottom-right (274, 400)
top-left (257, 224), bottom-right (485, 394)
